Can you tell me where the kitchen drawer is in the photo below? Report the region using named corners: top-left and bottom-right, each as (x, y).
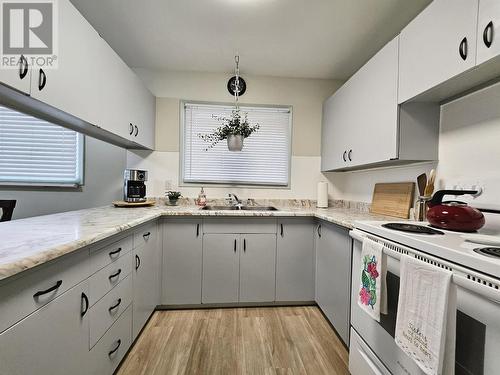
top-left (349, 328), bottom-right (391, 375)
top-left (203, 218), bottom-right (277, 234)
top-left (89, 251), bottom-right (132, 306)
top-left (90, 305), bottom-right (132, 375)
top-left (0, 249), bottom-right (89, 334)
top-left (133, 221), bottom-right (158, 249)
top-left (90, 235), bottom-right (133, 275)
top-left (89, 275), bottom-right (132, 348)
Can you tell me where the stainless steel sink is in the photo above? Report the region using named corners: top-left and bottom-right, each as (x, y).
top-left (240, 206), bottom-right (278, 211)
top-left (200, 205), bottom-right (278, 211)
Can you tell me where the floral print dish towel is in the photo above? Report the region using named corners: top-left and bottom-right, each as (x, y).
top-left (358, 237), bottom-right (387, 321)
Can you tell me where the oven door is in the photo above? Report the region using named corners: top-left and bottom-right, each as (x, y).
top-left (350, 230), bottom-right (500, 375)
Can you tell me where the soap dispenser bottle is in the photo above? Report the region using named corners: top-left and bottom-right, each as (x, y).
top-left (197, 187), bottom-right (207, 206)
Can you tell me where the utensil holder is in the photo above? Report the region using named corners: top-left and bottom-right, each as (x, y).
top-left (416, 196), bottom-right (431, 221)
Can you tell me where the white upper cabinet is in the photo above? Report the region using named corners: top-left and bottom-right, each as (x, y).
top-left (321, 37), bottom-right (400, 171)
top-left (476, 0), bottom-right (500, 65)
top-left (0, 55), bottom-right (31, 94)
top-left (30, 0), bottom-right (102, 126)
top-left (398, 0), bottom-right (479, 103)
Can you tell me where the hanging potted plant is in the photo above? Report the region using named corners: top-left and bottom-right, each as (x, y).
top-left (198, 109), bottom-right (259, 152)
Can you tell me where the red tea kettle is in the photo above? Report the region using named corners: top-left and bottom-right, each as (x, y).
top-left (427, 190), bottom-right (485, 232)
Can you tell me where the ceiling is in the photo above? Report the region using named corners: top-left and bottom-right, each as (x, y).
top-left (70, 0), bottom-right (431, 80)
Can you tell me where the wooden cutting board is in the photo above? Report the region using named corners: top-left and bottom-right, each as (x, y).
top-left (370, 182), bottom-right (415, 219)
top-left (112, 199), bottom-right (156, 208)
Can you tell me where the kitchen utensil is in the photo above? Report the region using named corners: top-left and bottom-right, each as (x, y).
top-left (461, 234), bottom-right (500, 246)
top-left (370, 182), bottom-right (415, 219)
top-left (427, 190), bottom-right (485, 232)
top-left (112, 199), bottom-right (156, 208)
top-left (424, 169), bottom-right (436, 197)
top-left (417, 173), bottom-right (427, 197)
top-left (415, 196), bottom-right (432, 221)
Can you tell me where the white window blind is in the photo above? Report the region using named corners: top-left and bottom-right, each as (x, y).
top-left (183, 103), bottom-right (291, 186)
top-left (0, 105), bottom-right (83, 185)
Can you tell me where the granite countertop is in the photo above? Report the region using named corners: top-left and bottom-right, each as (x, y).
top-left (0, 201), bottom-right (397, 282)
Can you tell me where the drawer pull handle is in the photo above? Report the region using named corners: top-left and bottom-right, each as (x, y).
top-left (108, 339), bottom-right (122, 356)
top-left (317, 224), bottom-right (322, 238)
top-left (108, 298), bottom-right (122, 313)
top-left (143, 232), bottom-right (151, 239)
top-left (135, 254), bottom-right (141, 270)
top-left (196, 223), bottom-right (200, 237)
top-left (81, 292), bottom-right (89, 317)
top-left (33, 280), bottom-right (62, 298)
top-left (234, 239), bottom-right (237, 252)
top-left (243, 238), bottom-right (246, 252)
top-left (108, 269), bottom-right (122, 281)
top-left (109, 247), bottom-right (122, 257)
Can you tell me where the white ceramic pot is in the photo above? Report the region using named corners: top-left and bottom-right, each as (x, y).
top-left (227, 134), bottom-right (244, 152)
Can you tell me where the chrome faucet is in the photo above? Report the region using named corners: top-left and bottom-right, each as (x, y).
top-left (228, 193), bottom-right (242, 208)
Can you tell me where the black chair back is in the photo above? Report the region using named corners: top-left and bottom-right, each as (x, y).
top-left (0, 200), bottom-right (16, 222)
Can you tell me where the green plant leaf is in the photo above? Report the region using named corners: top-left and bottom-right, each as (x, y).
top-left (361, 271), bottom-right (370, 288)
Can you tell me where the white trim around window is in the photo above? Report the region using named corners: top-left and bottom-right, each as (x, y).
top-left (180, 101), bottom-right (292, 187)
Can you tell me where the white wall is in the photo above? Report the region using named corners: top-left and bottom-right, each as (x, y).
top-left (325, 81), bottom-right (500, 209)
top-left (128, 69), bottom-right (341, 199)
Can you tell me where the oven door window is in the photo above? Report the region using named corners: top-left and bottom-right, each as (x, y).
top-left (380, 271), bottom-right (486, 375)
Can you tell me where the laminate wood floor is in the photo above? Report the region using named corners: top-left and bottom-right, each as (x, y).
top-left (117, 306), bottom-right (349, 375)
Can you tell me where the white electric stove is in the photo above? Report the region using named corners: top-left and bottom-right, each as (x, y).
top-left (349, 215), bottom-right (500, 375)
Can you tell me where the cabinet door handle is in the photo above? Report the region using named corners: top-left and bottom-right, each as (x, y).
top-left (108, 269), bottom-right (122, 281)
top-left (243, 238), bottom-right (246, 252)
top-left (108, 339), bottom-right (121, 356)
top-left (342, 150), bottom-right (347, 162)
top-left (19, 55), bottom-right (28, 79)
top-left (38, 68), bottom-right (46, 90)
top-left (134, 125), bottom-right (139, 137)
top-left (317, 224), bottom-right (322, 238)
top-left (234, 239), bottom-right (237, 252)
top-left (129, 123), bottom-right (134, 135)
top-left (135, 254), bottom-right (141, 270)
top-left (108, 298), bottom-right (122, 313)
top-left (143, 232), bottom-right (151, 240)
top-left (33, 280), bottom-right (62, 298)
top-left (81, 292), bottom-right (89, 317)
top-left (348, 149), bottom-right (352, 161)
top-left (484, 21), bottom-right (494, 48)
top-left (280, 223), bottom-right (284, 237)
top-left (196, 223), bottom-right (200, 237)
top-left (459, 37), bottom-right (468, 60)
top-left (109, 247), bottom-right (122, 257)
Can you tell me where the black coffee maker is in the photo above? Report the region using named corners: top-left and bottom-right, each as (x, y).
top-left (123, 169), bottom-right (148, 202)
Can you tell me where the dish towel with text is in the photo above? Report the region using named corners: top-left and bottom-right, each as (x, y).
top-left (358, 238), bottom-right (387, 321)
top-left (395, 255), bottom-right (457, 375)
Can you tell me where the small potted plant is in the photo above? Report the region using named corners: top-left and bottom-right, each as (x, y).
top-left (198, 109), bottom-right (259, 151)
top-left (166, 191), bottom-right (182, 206)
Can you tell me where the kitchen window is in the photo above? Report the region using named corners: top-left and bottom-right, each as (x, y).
top-left (182, 102), bottom-right (292, 186)
top-left (0, 105), bottom-right (84, 186)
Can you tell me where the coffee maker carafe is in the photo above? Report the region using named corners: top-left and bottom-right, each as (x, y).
top-left (123, 169), bottom-right (148, 202)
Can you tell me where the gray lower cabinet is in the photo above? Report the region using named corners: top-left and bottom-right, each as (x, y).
top-left (276, 218), bottom-right (315, 301)
top-left (315, 220), bottom-right (352, 345)
top-left (162, 218), bottom-right (202, 305)
top-left (239, 234), bottom-right (277, 302)
top-left (202, 234), bottom-right (240, 303)
top-left (132, 225), bottom-right (161, 339)
top-left (0, 281), bottom-right (90, 375)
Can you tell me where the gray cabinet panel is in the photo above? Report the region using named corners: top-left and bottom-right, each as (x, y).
top-left (133, 222), bottom-right (161, 339)
top-left (162, 219), bottom-right (202, 305)
top-left (0, 281), bottom-right (90, 375)
top-left (276, 218), bottom-right (315, 301)
top-left (315, 221), bottom-right (352, 345)
top-left (239, 234), bottom-right (277, 302)
top-left (202, 234), bottom-right (240, 303)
